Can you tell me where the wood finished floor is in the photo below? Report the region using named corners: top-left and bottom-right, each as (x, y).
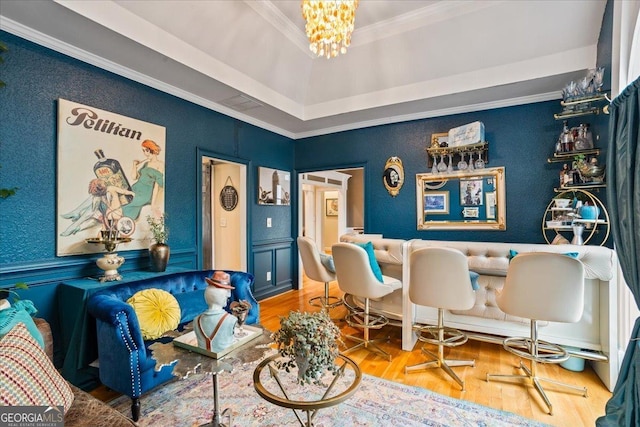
top-left (92, 277), bottom-right (612, 426)
top-left (260, 277), bottom-right (612, 427)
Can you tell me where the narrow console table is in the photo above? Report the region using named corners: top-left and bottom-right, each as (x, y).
top-left (58, 266), bottom-right (189, 389)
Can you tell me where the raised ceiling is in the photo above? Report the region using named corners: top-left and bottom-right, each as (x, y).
top-left (0, 0), bottom-right (607, 139)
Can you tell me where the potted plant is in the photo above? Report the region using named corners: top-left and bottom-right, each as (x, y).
top-left (146, 214), bottom-right (170, 272)
top-left (271, 310), bottom-right (342, 385)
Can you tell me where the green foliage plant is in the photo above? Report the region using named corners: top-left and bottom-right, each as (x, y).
top-left (146, 214), bottom-right (168, 244)
top-left (271, 310), bottom-right (342, 385)
top-left (0, 282), bottom-right (29, 303)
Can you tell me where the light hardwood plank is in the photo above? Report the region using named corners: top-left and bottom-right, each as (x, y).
top-left (259, 277), bottom-right (612, 427)
top-left (92, 276), bottom-right (612, 426)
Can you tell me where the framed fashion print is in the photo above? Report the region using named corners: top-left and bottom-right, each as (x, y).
top-left (57, 99), bottom-right (166, 256)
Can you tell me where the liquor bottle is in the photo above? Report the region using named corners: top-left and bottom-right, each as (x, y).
top-left (560, 164), bottom-right (570, 188)
top-left (93, 149), bottom-right (133, 204)
top-left (560, 121), bottom-right (573, 152)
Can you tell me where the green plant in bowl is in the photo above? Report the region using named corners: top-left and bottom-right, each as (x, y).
top-left (271, 310), bottom-right (342, 385)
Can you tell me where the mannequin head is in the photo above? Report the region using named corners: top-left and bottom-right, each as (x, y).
top-left (203, 271), bottom-right (234, 312)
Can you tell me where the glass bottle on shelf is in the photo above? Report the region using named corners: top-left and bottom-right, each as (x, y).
top-left (560, 121), bottom-right (573, 152)
top-left (573, 123), bottom-right (594, 151)
top-left (560, 164), bottom-right (570, 188)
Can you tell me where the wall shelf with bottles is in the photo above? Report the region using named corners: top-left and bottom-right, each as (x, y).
top-left (554, 93), bottom-right (610, 120)
top-left (553, 183), bottom-right (606, 192)
top-left (547, 148), bottom-right (600, 163)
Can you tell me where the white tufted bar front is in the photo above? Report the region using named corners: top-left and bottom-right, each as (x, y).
top-left (339, 234), bottom-right (620, 391)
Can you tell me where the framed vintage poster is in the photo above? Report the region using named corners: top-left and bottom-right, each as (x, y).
top-left (57, 99), bottom-right (166, 256)
top-left (325, 198), bottom-right (338, 216)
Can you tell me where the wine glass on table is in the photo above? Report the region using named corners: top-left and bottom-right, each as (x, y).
top-left (230, 300), bottom-right (251, 337)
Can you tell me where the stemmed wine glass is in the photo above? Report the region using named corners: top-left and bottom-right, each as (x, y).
top-left (474, 150), bottom-right (485, 169)
top-left (230, 300), bottom-right (251, 337)
top-left (467, 151), bottom-right (475, 171)
top-left (431, 154), bottom-right (439, 174)
top-left (437, 154), bottom-right (447, 173)
top-left (446, 154), bottom-right (453, 173)
top-left (457, 152), bottom-right (468, 171)
top-left (593, 67), bottom-right (605, 92)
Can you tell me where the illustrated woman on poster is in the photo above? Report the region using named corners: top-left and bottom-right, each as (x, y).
top-left (60, 178), bottom-right (133, 236)
top-left (122, 139), bottom-right (165, 220)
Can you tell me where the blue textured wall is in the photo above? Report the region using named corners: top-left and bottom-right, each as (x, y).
top-left (0, 24), bottom-right (613, 318)
top-left (0, 31), bottom-right (294, 317)
top-left (295, 102), bottom-right (610, 243)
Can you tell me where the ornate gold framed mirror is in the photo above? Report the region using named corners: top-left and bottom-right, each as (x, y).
top-left (416, 167), bottom-right (506, 230)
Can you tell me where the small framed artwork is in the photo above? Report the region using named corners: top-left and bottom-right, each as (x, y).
top-left (462, 206), bottom-right (480, 218)
top-left (325, 198), bottom-right (338, 216)
top-left (258, 167), bottom-right (291, 205)
top-left (485, 191), bottom-right (496, 219)
top-left (430, 132), bottom-right (449, 148)
top-left (460, 179), bottom-right (483, 206)
top-left (423, 191), bottom-right (449, 214)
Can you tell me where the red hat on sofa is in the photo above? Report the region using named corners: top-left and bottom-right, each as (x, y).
top-left (206, 271), bottom-right (234, 289)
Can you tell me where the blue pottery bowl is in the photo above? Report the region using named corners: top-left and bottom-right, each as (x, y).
top-left (580, 205), bottom-right (599, 220)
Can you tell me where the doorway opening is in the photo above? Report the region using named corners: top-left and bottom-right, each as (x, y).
top-left (297, 167), bottom-right (364, 288)
top-left (201, 156), bottom-right (247, 271)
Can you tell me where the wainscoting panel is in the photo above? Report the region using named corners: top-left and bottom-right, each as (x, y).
top-left (251, 238), bottom-right (293, 300)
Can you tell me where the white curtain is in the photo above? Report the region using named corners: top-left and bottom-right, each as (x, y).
top-left (613, 0), bottom-right (640, 95)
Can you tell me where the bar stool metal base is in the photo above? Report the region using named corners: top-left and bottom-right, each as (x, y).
top-left (342, 298), bottom-right (392, 361)
top-left (405, 308), bottom-right (474, 390)
top-left (486, 325), bottom-right (588, 415)
top-left (308, 281), bottom-right (343, 317)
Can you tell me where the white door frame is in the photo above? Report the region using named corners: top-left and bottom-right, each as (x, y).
top-left (202, 156), bottom-right (247, 271)
top-left (297, 170), bottom-right (351, 289)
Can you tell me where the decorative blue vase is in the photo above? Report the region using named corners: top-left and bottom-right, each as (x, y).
top-left (580, 205), bottom-right (599, 220)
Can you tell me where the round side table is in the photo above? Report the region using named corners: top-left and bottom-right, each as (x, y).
top-left (253, 353), bottom-right (361, 427)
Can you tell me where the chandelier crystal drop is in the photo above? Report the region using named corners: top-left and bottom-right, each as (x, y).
top-left (301, 0), bottom-right (359, 59)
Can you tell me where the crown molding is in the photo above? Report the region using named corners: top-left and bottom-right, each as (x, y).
top-left (293, 91), bottom-right (559, 139)
top-left (0, 18), bottom-right (297, 139)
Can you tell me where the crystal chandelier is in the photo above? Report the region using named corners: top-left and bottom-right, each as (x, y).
top-left (301, 0), bottom-right (359, 59)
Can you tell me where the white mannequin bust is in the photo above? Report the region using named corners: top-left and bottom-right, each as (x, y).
top-left (194, 271), bottom-right (237, 352)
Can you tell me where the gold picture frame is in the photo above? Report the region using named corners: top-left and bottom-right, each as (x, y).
top-left (325, 198), bottom-right (338, 216)
top-left (383, 156), bottom-right (404, 197)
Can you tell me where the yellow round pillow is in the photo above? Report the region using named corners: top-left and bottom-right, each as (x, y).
top-left (127, 288), bottom-right (181, 340)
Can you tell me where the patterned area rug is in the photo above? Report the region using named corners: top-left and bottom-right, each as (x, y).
top-left (110, 357), bottom-right (550, 427)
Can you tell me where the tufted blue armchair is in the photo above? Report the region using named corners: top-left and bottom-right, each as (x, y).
top-left (86, 270), bottom-right (258, 421)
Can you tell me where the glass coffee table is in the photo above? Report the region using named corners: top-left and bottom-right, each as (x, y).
top-left (253, 353), bottom-right (361, 427)
top-left (150, 326), bottom-right (272, 427)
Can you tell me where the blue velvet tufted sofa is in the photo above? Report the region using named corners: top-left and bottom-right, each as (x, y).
top-left (86, 270), bottom-right (258, 421)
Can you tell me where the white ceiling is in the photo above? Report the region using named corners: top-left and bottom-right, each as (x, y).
top-left (0, 0), bottom-right (607, 139)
